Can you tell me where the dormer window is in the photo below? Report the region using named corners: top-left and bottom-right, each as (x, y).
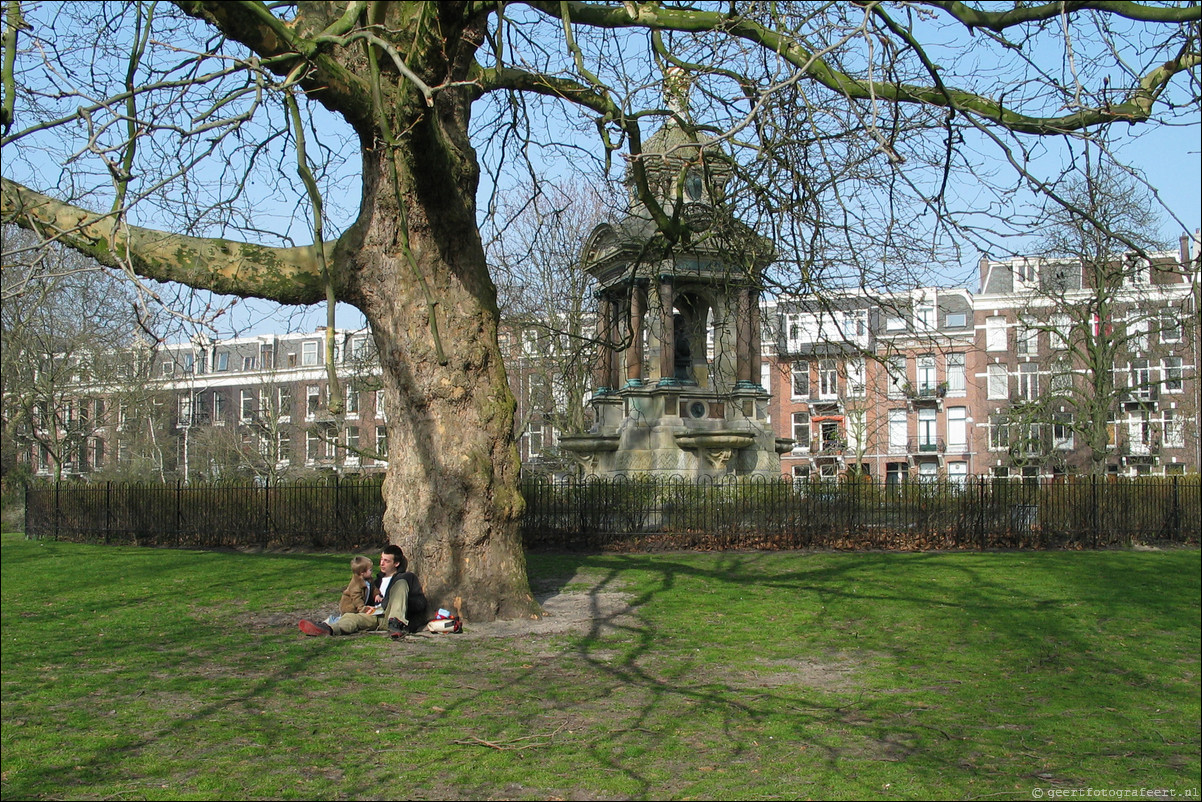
top-left (684, 170), bottom-right (703, 201)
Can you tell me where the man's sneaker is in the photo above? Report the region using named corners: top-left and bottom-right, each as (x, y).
top-left (387, 618), bottom-right (406, 640)
top-left (299, 619), bottom-right (333, 636)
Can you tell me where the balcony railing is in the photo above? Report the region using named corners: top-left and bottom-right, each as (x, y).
top-left (903, 382), bottom-right (947, 402)
top-left (1125, 386), bottom-right (1159, 404)
top-left (908, 437), bottom-right (946, 455)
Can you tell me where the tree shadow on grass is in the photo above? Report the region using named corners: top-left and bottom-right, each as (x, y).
top-left (494, 549), bottom-right (1200, 797)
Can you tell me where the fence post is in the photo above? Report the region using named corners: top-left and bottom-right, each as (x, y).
top-left (976, 476), bottom-right (985, 549)
top-left (1170, 476), bottom-right (1180, 542)
top-left (264, 480), bottom-right (271, 546)
top-left (1091, 474), bottom-right (1098, 548)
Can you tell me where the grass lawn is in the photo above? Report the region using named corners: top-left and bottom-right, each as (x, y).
top-left (1, 530), bottom-right (1198, 801)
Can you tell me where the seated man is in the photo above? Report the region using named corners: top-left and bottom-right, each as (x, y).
top-left (300, 544), bottom-right (412, 640)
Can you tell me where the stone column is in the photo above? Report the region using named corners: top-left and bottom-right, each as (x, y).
top-left (592, 295), bottom-right (614, 392)
top-left (626, 283), bottom-right (646, 385)
top-left (658, 278), bottom-right (676, 384)
top-left (607, 295), bottom-right (622, 391)
top-left (735, 287), bottom-right (752, 385)
top-left (749, 290), bottom-right (762, 387)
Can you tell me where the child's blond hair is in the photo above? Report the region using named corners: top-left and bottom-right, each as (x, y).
top-left (350, 555), bottom-right (372, 575)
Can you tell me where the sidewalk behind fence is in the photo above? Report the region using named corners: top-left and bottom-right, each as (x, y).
top-left (21, 475), bottom-right (1200, 552)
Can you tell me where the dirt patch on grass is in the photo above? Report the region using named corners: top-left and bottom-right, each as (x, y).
top-left (242, 567), bottom-right (639, 640)
top-left (738, 652), bottom-right (878, 693)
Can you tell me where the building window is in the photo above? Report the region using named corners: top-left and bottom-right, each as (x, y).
top-left (888, 409), bottom-right (907, 453)
top-left (240, 390), bottom-right (255, 422)
top-left (161, 361), bottom-right (174, 377)
top-left (1130, 359), bottom-right (1153, 399)
top-left (1163, 410), bottom-right (1184, 448)
top-left (182, 353), bottom-right (194, 374)
top-left (887, 356), bottom-right (907, 398)
top-left (1162, 357), bottom-right (1183, 392)
top-left (214, 351), bottom-right (229, 371)
top-left (375, 390), bottom-right (387, 419)
top-left (242, 355), bottom-right (257, 371)
top-left (1127, 409), bottom-right (1153, 453)
top-left (917, 408), bottom-right (937, 450)
top-left (947, 406), bottom-right (967, 451)
top-left (948, 462), bottom-right (967, 485)
top-left (989, 415), bottom-right (1010, 451)
top-left (915, 305), bottom-right (935, 330)
top-left (1018, 363), bottom-right (1039, 400)
top-left (885, 314), bottom-right (907, 332)
top-left (213, 392), bottom-right (226, 422)
top-left (818, 419), bottom-right (842, 452)
top-left (845, 358), bottom-right (865, 397)
top-left (301, 341), bottom-right (319, 366)
top-left (945, 313), bottom-right (967, 328)
top-left (178, 393), bottom-right (193, 426)
top-left (1050, 361), bottom-right (1073, 395)
top-left (277, 386), bottom-right (292, 419)
top-left (986, 316), bottom-right (1007, 351)
top-left (1124, 256), bottom-right (1150, 286)
top-left (946, 353), bottom-right (965, 394)
top-left (1016, 325), bottom-right (1038, 356)
top-left (1129, 317), bottom-right (1150, 353)
top-left (1160, 311), bottom-right (1182, 343)
top-left (841, 310), bottom-right (868, 341)
top-left (987, 363), bottom-right (1008, 399)
top-left (90, 438), bottom-right (105, 470)
top-left (345, 427), bottom-right (360, 461)
top-left (791, 361), bottom-right (810, 398)
top-left (792, 412), bottom-right (810, 450)
top-left (260, 345), bottom-right (274, 369)
top-left (307, 385), bottom-right (321, 417)
top-left (916, 355), bottom-right (936, 394)
top-left (276, 433), bottom-right (291, 463)
top-left (1053, 413), bottom-right (1074, 450)
top-left (1051, 314), bottom-right (1071, 350)
top-left (886, 462), bottom-right (907, 486)
top-left (376, 426), bottom-right (388, 459)
top-left (346, 388), bottom-right (359, 416)
top-left (527, 422), bottom-right (544, 457)
top-left (818, 360), bottom-right (838, 398)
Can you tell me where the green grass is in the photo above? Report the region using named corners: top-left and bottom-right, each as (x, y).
top-left (1, 530), bottom-right (1198, 801)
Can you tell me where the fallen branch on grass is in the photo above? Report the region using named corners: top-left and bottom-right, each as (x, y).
top-left (454, 721), bottom-right (568, 751)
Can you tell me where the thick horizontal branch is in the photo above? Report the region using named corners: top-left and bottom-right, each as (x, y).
top-left (931, 1), bottom-right (1202, 31)
top-left (475, 65), bottom-right (621, 117)
top-left (525, 1), bottom-right (1201, 135)
top-left (2, 178), bottom-right (331, 305)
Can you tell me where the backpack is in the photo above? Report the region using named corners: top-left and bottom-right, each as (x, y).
top-left (426, 609), bottom-right (463, 633)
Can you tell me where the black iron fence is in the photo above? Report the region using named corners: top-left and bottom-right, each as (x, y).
top-left (21, 475), bottom-right (1200, 552)
top-left (23, 476), bottom-right (387, 551)
top-left (520, 475), bottom-right (1200, 550)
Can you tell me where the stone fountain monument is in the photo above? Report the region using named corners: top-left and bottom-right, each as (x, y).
top-left (559, 83), bottom-right (792, 478)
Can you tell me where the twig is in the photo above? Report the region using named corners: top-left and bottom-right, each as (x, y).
top-left (453, 721), bottom-right (569, 751)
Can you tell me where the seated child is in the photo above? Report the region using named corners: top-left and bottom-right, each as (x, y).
top-left (339, 555), bottom-right (375, 615)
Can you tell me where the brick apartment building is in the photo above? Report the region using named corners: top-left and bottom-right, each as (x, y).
top-left (13, 240), bottom-right (1198, 482)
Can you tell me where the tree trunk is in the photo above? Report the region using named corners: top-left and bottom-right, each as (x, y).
top-left (333, 15), bottom-right (537, 621)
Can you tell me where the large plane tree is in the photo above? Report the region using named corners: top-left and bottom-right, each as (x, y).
top-left (2, 1), bottom-right (1198, 620)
